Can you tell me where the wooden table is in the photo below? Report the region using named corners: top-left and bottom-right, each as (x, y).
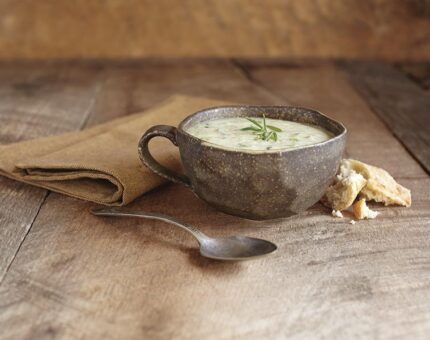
top-left (0, 60), bottom-right (429, 339)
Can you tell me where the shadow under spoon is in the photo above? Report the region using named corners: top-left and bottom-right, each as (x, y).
top-left (91, 207), bottom-right (277, 261)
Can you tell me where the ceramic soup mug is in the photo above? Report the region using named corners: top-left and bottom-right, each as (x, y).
top-left (138, 106), bottom-right (347, 220)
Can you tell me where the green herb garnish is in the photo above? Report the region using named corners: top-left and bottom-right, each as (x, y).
top-left (240, 115), bottom-right (282, 141)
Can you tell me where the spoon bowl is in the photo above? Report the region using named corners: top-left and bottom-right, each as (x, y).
top-left (92, 207), bottom-right (277, 261)
top-left (199, 235), bottom-right (277, 261)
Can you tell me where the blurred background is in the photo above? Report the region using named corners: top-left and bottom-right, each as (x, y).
top-left (0, 0), bottom-right (429, 61)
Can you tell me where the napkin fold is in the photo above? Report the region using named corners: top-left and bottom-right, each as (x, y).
top-left (0, 95), bottom-right (228, 205)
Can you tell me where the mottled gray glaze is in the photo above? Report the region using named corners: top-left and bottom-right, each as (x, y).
top-left (138, 106), bottom-right (347, 220)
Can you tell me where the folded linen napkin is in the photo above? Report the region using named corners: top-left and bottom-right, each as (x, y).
top-left (0, 95), bottom-right (228, 205)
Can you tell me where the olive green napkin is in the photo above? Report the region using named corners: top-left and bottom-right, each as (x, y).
top-left (0, 95), bottom-right (227, 205)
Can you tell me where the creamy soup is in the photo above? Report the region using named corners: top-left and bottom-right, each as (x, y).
top-left (185, 117), bottom-right (333, 151)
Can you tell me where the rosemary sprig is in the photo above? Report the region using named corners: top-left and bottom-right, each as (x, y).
top-left (240, 115), bottom-right (282, 141)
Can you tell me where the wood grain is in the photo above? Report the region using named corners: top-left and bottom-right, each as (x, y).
top-left (0, 60), bottom-right (286, 339)
top-left (0, 63), bottom-right (104, 282)
top-left (0, 61), bottom-right (429, 339)
top-left (0, 0), bottom-right (429, 61)
top-left (342, 62), bottom-right (430, 173)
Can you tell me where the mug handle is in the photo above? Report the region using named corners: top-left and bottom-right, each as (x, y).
top-left (138, 125), bottom-right (191, 187)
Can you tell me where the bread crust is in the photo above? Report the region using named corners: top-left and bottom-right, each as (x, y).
top-left (346, 159), bottom-right (411, 207)
top-left (322, 159), bottom-right (412, 215)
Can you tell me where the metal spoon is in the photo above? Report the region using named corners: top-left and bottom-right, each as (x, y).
top-left (91, 207), bottom-right (277, 261)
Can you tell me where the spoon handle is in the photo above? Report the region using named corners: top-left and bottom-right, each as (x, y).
top-left (91, 207), bottom-right (209, 243)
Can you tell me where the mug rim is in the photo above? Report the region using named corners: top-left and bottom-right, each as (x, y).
top-left (178, 105), bottom-right (347, 155)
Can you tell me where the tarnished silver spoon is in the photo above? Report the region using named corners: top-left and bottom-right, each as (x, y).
top-left (92, 207), bottom-right (277, 261)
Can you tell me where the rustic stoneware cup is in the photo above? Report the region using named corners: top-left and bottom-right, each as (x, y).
top-left (138, 106), bottom-right (347, 220)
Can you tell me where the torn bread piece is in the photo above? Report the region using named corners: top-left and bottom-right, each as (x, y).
top-left (353, 198), bottom-right (379, 220)
top-left (345, 159), bottom-right (411, 207)
top-left (322, 161), bottom-right (367, 211)
top-left (322, 159), bottom-right (412, 213)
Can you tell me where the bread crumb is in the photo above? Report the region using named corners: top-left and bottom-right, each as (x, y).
top-left (353, 198), bottom-right (379, 220)
top-left (332, 210), bottom-right (343, 218)
top-left (349, 220), bottom-right (356, 225)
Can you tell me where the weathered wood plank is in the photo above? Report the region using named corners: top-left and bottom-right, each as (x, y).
top-left (0, 60), bottom-right (286, 339)
top-left (0, 61), bottom-right (429, 340)
top-left (1, 179), bottom-right (429, 340)
top-left (0, 63), bottom-right (105, 282)
top-left (237, 61), bottom-right (430, 337)
top-left (0, 1), bottom-right (429, 61)
top-left (341, 61), bottom-right (430, 174)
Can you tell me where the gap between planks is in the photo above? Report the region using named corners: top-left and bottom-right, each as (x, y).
top-left (236, 59), bottom-right (430, 178)
top-left (0, 67), bottom-right (107, 285)
top-left (340, 61), bottom-right (430, 175)
top-left (0, 191), bottom-right (48, 286)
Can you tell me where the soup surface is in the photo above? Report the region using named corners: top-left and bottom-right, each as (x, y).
top-left (186, 117), bottom-right (333, 151)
